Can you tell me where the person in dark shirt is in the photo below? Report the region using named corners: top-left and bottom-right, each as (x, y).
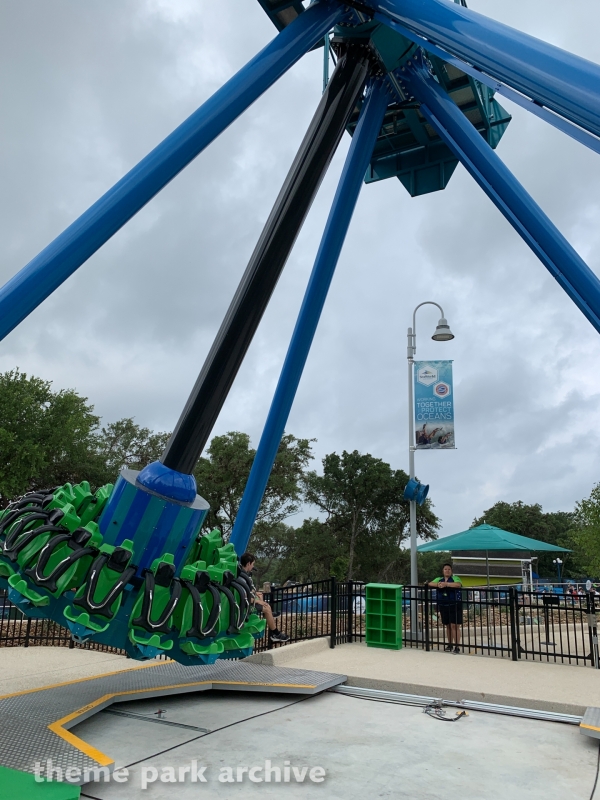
top-left (428, 563), bottom-right (463, 654)
top-left (240, 553), bottom-right (289, 643)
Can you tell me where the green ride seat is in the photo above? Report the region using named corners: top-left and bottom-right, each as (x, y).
top-left (0, 485), bottom-right (84, 590)
top-left (175, 564), bottom-right (224, 659)
top-left (24, 523), bottom-right (102, 597)
top-left (0, 494), bottom-right (48, 543)
top-left (7, 573), bottom-right (50, 607)
top-left (234, 568), bottom-right (267, 639)
top-left (0, 492), bottom-right (60, 579)
top-left (204, 565), bottom-right (236, 638)
top-left (244, 613), bottom-right (267, 637)
top-left (2, 508), bottom-right (69, 569)
top-left (220, 630), bottom-right (255, 653)
top-left (196, 529), bottom-right (223, 567)
top-left (71, 481), bottom-right (92, 513)
top-left (79, 484), bottom-right (113, 527)
top-left (223, 569), bottom-right (252, 630)
top-left (214, 543), bottom-right (238, 571)
top-left (64, 540), bottom-right (136, 635)
top-left (128, 554), bottom-right (182, 655)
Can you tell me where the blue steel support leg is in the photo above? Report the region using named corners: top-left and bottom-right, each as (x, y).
top-left (0, 0), bottom-right (346, 342)
top-left (372, 0), bottom-right (600, 139)
top-left (398, 51), bottom-right (600, 333)
top-left (229, 77), bottom-right (390, 557)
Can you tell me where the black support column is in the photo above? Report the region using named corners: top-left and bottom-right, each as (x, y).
top-left (162, 43), bottom-right (372, 474)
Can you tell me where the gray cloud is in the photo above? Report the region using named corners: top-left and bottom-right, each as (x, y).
top-left (2, 0), bottom-right (600, 538)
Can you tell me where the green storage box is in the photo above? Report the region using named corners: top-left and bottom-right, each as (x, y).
top-left (365, 583), bottom-right (402, 650)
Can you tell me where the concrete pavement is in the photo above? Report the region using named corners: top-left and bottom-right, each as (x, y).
top-left (0, 646), bottom-right (141, 696)
top-left (0, 643), bottom-right (598, 799)
top-left (1, 639), bottom-right (598, 715)
top-left (76, 688), bottom-right (599, 800)
top-left (248, 639), bottom-right (600, 715)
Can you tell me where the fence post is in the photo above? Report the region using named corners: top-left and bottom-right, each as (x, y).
top-left (24, 617), bottom-right (32, 648)
top-left (587, 590), bottom-right (599, 668)
top-left (593, 591), bottom-right (599, 670)
top-left (330, 576), bottom-right (337, 649)
top-left (267, 587), bottom-right (277, 650)
top-left (423, 585), bottom-right (430, 652)
top-left (347, 580), bottom-right (353, 643)
top-left (509, 586), bottom-right (518, 661)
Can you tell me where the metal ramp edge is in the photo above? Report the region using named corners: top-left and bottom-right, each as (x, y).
top-left (0, 659), bottom-right (346, 783)
top-left (581, 707), bottom-right (600, 739)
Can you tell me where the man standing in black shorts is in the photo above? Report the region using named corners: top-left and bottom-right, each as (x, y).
top-left (428, 563), bottom-right (463, 653)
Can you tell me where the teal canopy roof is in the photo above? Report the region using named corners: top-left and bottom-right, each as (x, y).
top-left (417, 523), bottom-right (570, 553)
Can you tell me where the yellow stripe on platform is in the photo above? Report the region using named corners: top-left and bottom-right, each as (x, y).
top-left (47, 677), bottom-right (317, 765)
top-left (581, 722), bottom-right (600, 732)
top-left (212, 680), bottom-right (317, 688)
top-left (49, 710), bottom-right (115, 768)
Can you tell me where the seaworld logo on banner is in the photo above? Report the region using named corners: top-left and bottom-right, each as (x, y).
top-left (414, 361), bottom-right (455, 450)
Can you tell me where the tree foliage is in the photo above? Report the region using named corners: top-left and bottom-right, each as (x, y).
top-left (268, 518), bottom-right (345, 584)
top-left (301, 450), bottom-right (440, 582)
top-left (194, 431), bottom-right (313, 540)
top-left (0, 369), bottom-right (171, 504)
top-left (0, 369), bottom-right (101, 503)
top-left (94, 418), bottom-right (170, 485)
top-left (472, 501), bottom-right (576, 577)
top-left (568, 484), bottom-right (600, 578)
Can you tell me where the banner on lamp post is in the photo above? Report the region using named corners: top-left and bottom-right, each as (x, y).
top-left (413, 360), bottom-right (455, 450)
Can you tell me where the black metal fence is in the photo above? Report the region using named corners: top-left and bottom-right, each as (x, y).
top-left (401, 584), bottom-right (598, 666)
top-left (2, 581), bottom-right (598, 668)
top-left (253, 581), bottom-right (599, 667)
top-left (0, 589), bottom-right (125, 654)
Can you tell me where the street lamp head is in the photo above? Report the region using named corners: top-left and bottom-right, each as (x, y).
top-left (432, 317), bottom-right (454, 341)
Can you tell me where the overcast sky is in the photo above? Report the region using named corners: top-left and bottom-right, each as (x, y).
top-left (2, 0), bottom-right (600, 538)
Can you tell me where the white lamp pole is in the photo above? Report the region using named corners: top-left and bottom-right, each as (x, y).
top-left (553, 558), bottom-right (563, 584)
top-left (407, 302), bottom-right (454, 587)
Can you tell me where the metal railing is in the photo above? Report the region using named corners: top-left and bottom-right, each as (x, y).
top-left (252, 578), bottom-right (367, 652)
top-left (0, 589), bottom-right (125, 654)
top-left (1, 581), bottom-right (597, 668)
top-left (254, 581), bottom-right (598, 666)
top-left (253, 578), bottom-right (337, 652)
top-left (398, 585), bottom-right (598, 667)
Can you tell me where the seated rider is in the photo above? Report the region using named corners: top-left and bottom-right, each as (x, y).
top-left (240, 553), bottom-right (289, 643)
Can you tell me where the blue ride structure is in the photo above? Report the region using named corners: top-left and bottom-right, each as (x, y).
top-left (1, 0), bottom-right (600, 663)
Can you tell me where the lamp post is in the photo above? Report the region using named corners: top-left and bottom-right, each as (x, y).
top-left (407, 302), bottom-right (454, 588)
top-left (553, 557), bottom-right (563, 585)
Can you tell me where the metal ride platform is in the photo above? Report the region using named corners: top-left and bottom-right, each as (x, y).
top-left (581, 707), bottom-right (600, 740)
top-left (0, 660), bottom-right (346, 783)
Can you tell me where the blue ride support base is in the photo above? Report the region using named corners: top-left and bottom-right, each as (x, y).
top-left (229, 77), bottom-right (391, 556)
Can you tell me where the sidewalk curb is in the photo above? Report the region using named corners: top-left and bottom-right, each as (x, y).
top-left (244, 637), bottom-right (330, 665)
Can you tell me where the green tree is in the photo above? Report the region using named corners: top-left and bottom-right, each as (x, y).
top-left (268, 518), bottom-right (345, 584)
top-left (94, 418), bottom-right (170, 485)
top-left (568, 484), bottom-right (600, 577)
top-left (194, 431), bottom-right (313, 540)
top-left (303, 450), bottom-right (440, 582)
top-left (0, 369), bottom-right (102, 504)
top-left (389, 549), bottom-right (451, 586)
top-left (247, 521), bottom-right (297, 587)
top-left (472, 501), bottom-right (576, 578)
